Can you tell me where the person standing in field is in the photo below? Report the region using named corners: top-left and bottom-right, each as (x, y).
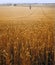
top-left (29, 5), bottom-right (31, 10)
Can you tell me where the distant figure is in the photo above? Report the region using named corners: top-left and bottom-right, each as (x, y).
top-left (29, 5), bottom-right (31, 10)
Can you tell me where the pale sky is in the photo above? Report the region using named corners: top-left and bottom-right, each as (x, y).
top-left (0, 0), bottom-right (55, 4)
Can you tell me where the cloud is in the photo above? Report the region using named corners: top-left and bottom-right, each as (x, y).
top-left (0, 0), bottom-right (55, 4)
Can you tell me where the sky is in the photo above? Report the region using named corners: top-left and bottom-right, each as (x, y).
top-left (0, 0), bottom-right (55, 4)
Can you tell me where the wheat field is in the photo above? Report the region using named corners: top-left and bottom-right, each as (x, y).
top-left (0, 6), bottom-right (55, 65)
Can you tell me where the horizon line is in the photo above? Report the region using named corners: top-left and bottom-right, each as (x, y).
top-left (0, 3), bottom-right (55, 4)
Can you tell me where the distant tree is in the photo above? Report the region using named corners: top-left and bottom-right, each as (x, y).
top-left (13, 4), bottom-right (17, 6)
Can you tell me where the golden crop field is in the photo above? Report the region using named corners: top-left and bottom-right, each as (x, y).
top-left (0, 6), bottom-right (55, 65)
